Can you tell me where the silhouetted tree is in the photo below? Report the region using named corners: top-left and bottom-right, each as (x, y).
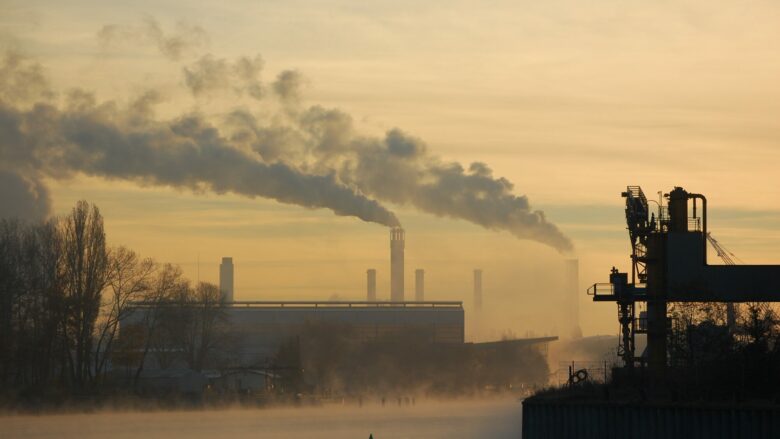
top-left (60, 200), bottom-right (109, 387)
top-left (93, 247), bottom-right (155, 382)
top-left (133, 263), bottom-right (186, 383)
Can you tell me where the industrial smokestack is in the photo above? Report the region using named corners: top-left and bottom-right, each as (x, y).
top-left (367, 269), bottom-right (377, 302)
top-left (390, 227), bottom-right (405, 302)
top-left (474, 269), bottom-right (482, 311)
top-left (564, 259), bottom-right (582, 339)
top-left (415, 269), bottom-right (424, 301)
top-left (220, 257), bottom-right (234, 302)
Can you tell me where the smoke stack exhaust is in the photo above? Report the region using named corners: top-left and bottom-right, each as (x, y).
top-left (565, 259), bottom-right (582, 338)
top-left (367, 269), bottom-right (377, 302)
top-left (473, 269), bottom-right (482, 311)
top-left (390, 227), bottom-right (405, 302)
top-left (220, 257), bottom-right (234, 302)
top-left (415, 269), bottom-right (425, 301)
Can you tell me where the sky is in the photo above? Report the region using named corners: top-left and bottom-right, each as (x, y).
top-left (1, 0), bottom-right (779, 338)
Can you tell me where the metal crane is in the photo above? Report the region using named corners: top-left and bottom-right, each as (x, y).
top-left (706, 232), bottom-right (742, 330)
top-left (590, 186), bottom-right (780, 372)
top-left (706, 232), bottom-right (743, 266)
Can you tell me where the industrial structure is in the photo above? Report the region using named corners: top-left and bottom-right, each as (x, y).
top-left (124, 301), bottom-right (466, 367)
top-left (415, 269), bottom-right (425, 301)
top-left (121, 228), bottom-right (560, 397)
top-left (366, 269), bottom-right (377, 302)
top-left (219, 257), bottom-right (234, 302)
top-left (589, 186), bottom-right (780, 370)
top-left (473, 269), bottom-right (483, 311)
top-left (390, 227), bottom-right (405, 301)
top-left (564, 259), bottom-right (582, 339)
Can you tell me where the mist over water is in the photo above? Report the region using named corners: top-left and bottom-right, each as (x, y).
top-left (1, 399), bottom-right (522, 439)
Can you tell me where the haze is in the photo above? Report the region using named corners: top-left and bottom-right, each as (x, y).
top-left (2, 0), bottom-right (780, 337)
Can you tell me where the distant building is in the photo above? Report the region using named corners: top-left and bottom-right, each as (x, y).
top-left (220, 257), bottom-right (234, 302)
top-left (123, 301), bottom-right (465, 367)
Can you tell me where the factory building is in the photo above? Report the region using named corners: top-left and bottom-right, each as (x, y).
top-left (230, 301), bottom-right (464, 361)
top-left (123, 301), bottom-right (465, 367)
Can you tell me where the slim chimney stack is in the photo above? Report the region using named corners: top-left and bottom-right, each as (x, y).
top-left (473, 269), bottom-right (482, 311)
top-left (390, 227), bottom-right (405, 302)
top-left (415, 269), bottom-right (425, 301)
top-left (565, 259), bottom-right (582, 338)
top-left (367, 269), bottom-right (377, 302)
top-left (219, 257), bottom-right (234, 302)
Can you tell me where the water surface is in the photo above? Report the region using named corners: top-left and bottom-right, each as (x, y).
top-left (1, 399), bottom-right (522, 439)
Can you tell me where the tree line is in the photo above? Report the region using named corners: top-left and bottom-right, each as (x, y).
top-left (0, 201), bottom-right (226, 399)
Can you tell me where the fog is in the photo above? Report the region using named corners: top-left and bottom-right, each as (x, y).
top-left (1, 399), bottom-right (522, 439)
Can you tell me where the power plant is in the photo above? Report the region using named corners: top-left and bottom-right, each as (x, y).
top-left (390, 227), bottom-right (405, 302)
top-left (122, 225), bottom-right (561, 393)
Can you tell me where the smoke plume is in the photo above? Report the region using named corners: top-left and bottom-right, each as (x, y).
top-left (0, 21), bottom-right (572, 251)
top-left (0, 96), bottom-right (399, 227)
top-left (183, 54), bottom-right (264, 100)
top-left (272, 70), bottom-right (304, 103)
top-left (228, 107), bottom-right (573, 251)
top-left (0, 169), bottom-right (51, 221)
top-left (97, 17), bottom-right (208, 61)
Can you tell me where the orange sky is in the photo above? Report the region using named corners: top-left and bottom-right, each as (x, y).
top-left (2, 0), bottom-right (780, 338)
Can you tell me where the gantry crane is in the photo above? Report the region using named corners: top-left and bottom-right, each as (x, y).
top-left (706, 232), bottom-right (743, 331)
top-left (590, 186), bottom-right (780, 372)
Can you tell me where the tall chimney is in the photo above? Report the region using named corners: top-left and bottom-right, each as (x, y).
top-left (367, 269), bottom-right (377, 302)
top-left (415, 269), bottom-right (425, 301)
top-left (390, 227), bottom-right (405, 302)
top-left (219, 257), bottom-right (234, 302)
top-left (473, 269), bottom-right (482, 311)
top-left (565, 259), bottom-right (582, 338)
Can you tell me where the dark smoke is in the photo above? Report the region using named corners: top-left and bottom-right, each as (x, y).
top-left (272, 69), bottom-right (304, 103)
top-left (0, 169), bottom-right (51, 221)
top-left (97, 17), bottom-right (208, 61)
top-left (0, 24), bottom-right (572, 250)
top-left (0, 49), bottom-right (53, 105)
top-left (0, 97), bottom-right (399, 227)
top-left (229, 106), bottom-right (573, 251)
top-left (183, 54), bottom-right (264, 100)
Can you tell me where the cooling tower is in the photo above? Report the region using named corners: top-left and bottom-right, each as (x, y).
top-left (390, 227), bottom-right (405, 302)
top-left (415, 269), bottom-right (425, 301)
top-left (367, 269), bottom-right (377, 302)
top-left (219, 257), bottom-right (234, 302)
